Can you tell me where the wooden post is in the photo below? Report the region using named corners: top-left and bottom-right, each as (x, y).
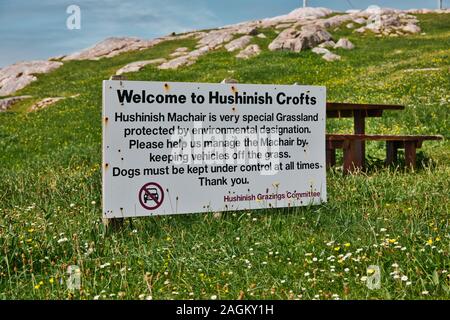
top-left (326, 147), bottom-right (336, 168)
top-left (385, 141), bottom-right (398, 166)
top-left (404, 141), bottom-right (417, 169)
top-left (353, 110), bottom-right (365, 170)
top-left (103, 74), bottom-right (127, 231)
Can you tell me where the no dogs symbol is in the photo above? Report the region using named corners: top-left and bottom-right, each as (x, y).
top-left (138, 182), bottom-right (164, 210)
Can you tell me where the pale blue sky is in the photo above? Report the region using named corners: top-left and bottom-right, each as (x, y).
top-left (0, 0), bottom-right (447, 67)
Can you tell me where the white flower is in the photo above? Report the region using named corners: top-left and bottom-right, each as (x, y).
top-left (91, 201), bottom-right (96, 205)
top-left (57, 237), bottom-right (68, 244)
top-left (280, 280), bottom-right (286, 284)
top-left (392, 263), bottom-right (399, 268)
top-left (421, 291), bottom-right (429, 295)
top-left (138, 294), bottom-right (145, 299)
top-left (406, 281), bottom-right (412, 286)
top-left (393, 275), bottom-right (400, 279)
top-left (100, 262), bottom-right (111, 269)
top-left (360, 276), bottom-right (368, 282)
top-left (401, 275), bottom-right (408, 281)
top-left (344, 268), bottom-right (350, 272)
top-left (235, 237), bottom-right (240, 241)
top-left (70, 203), bottom-right (75, 208)
top-left (262, 261), bottom-right (268, 265)
top-left (312, 257), bottom-right (318, 262)
top-left (210, 295), bottom-right (217, 300)
top-left (94, 295), bottom-right (100, 300)
top-left (146, 295), bottom-right (153, 300)
top-left (380, 228), bottom-right (387, 232)
top-left (304, 272), bottom-right (310, 277)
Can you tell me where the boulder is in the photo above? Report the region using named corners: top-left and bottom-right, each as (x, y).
top-left (268, 26), bottom-right (332, 52)
top-left (236, 44), bottom-right (261, 59)
top-left (267, 7), bottom-right (333, 22)
top-left (319, 40), bottom-right (336, 48)
top-left (116, 59), bottom-right (167, 75)
top-left (334, 38), bottom-right (355, 50)
top-left (322, 52), bottom-right (341, 61)
top-left (0, 60), bottom-right (63, 97)
top-left (197, 30), bottom-right (235, 49)
top-left (225, 36), bottom-right (253, 52)
top-left (402, 24), bottom-right (421, 33)
top-left (311, 47), bottom-right (330, 55)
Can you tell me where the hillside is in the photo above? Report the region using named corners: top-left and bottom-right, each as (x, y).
top-left (0, 7), bottom-right (449, 299)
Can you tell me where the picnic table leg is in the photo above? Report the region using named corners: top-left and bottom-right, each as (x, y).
top-left (343, 140), bottom-right (363, 174)
top-left (353, 111), bottom-right (365, 170)
top-left (326, 147), bottom-right (336, 168)
top-left (404, 141), bottom-right (417, 168)
top-left (386, 141), bottom-right (398, 166)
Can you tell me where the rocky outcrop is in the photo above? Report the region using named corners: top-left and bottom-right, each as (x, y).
top-left (225, 36), bottom-right (253, 52)
top-left (63, 37), bottom-right (162, 61)
top-left (312, 47), bottom-right (330, 55)
top-left (116, 59), bottom-right (167, 75)
top-left (354, 9), bottom-right (421, 36)
top-left (334, 38), bottom-right (355, 50)
top-left (236, 44), bottom-right (261, 59)
top-left (268, 25), bottom-right (332, 52)
top-left (0, 61), bottom-right (63, 97)
top-left (322, 52), bottom-right (341, 61)
top-left (28, 97), bottom-right (64, 112)
top-left (0, 95), bottom-right (31, 111)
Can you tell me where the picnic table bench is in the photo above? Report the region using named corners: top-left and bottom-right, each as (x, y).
top-left (325, 102), bottom-right (443, 173)
top-left (326, 134), bottom-right (443, 173)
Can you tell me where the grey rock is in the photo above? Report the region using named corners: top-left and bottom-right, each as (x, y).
top-left (0, 60), bottom-right (63, 97)
top-left (322, 52), bottom-right (341, 61)
top-left (63, 37), bottom-right (162, 61)
top-left (225, 35), bottom-right (253, 52)
top-left (402, 23), bottom-right (421, 33)
top-left (312, 47), bottom-right (331, 55)
top-left (0, 95), bottom-right (32, 112)
top-left (28, 97), bottom-right (64, 112)
top-left (236, 44), bottom-right (261, 59)
top-left (319, 40), bottom-right (336, 48)
top-left (334, 38), bottom-right (355, 50)
top-left (116, 59), bottom-right (167, 75)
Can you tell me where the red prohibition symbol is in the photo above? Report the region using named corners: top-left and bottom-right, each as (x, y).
top-left (138, 182), bottom-right (164, 210)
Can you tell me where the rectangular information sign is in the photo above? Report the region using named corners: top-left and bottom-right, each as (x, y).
top-left (102, 80), bottom-right (326, 218)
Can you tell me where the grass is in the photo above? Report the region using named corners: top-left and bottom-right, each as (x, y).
top-left (0, 14), bottom-right (449, 300)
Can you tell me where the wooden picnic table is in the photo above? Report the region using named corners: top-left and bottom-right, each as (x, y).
top-left (326, 102), bottom-right (405, 168)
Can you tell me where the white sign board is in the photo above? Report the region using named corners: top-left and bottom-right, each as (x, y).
top-left (102, 80), bottom-right (326, 218)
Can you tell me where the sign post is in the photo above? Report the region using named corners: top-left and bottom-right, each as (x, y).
top-left (102, 80), bottom-right (326, 219)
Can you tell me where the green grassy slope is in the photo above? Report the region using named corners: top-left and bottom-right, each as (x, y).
top-left (0, 14), bottom-right (449, 299)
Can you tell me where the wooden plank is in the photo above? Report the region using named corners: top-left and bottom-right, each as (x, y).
top-left (326, 134), bottom-right (443, 142)
top-left (327, 109), bottom-right (383, 118)
top-left (327, 102), bottom-right (405, 111)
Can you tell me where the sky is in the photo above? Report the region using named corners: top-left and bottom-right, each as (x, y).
top-left (0, 0), bottom-right (447, 67)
